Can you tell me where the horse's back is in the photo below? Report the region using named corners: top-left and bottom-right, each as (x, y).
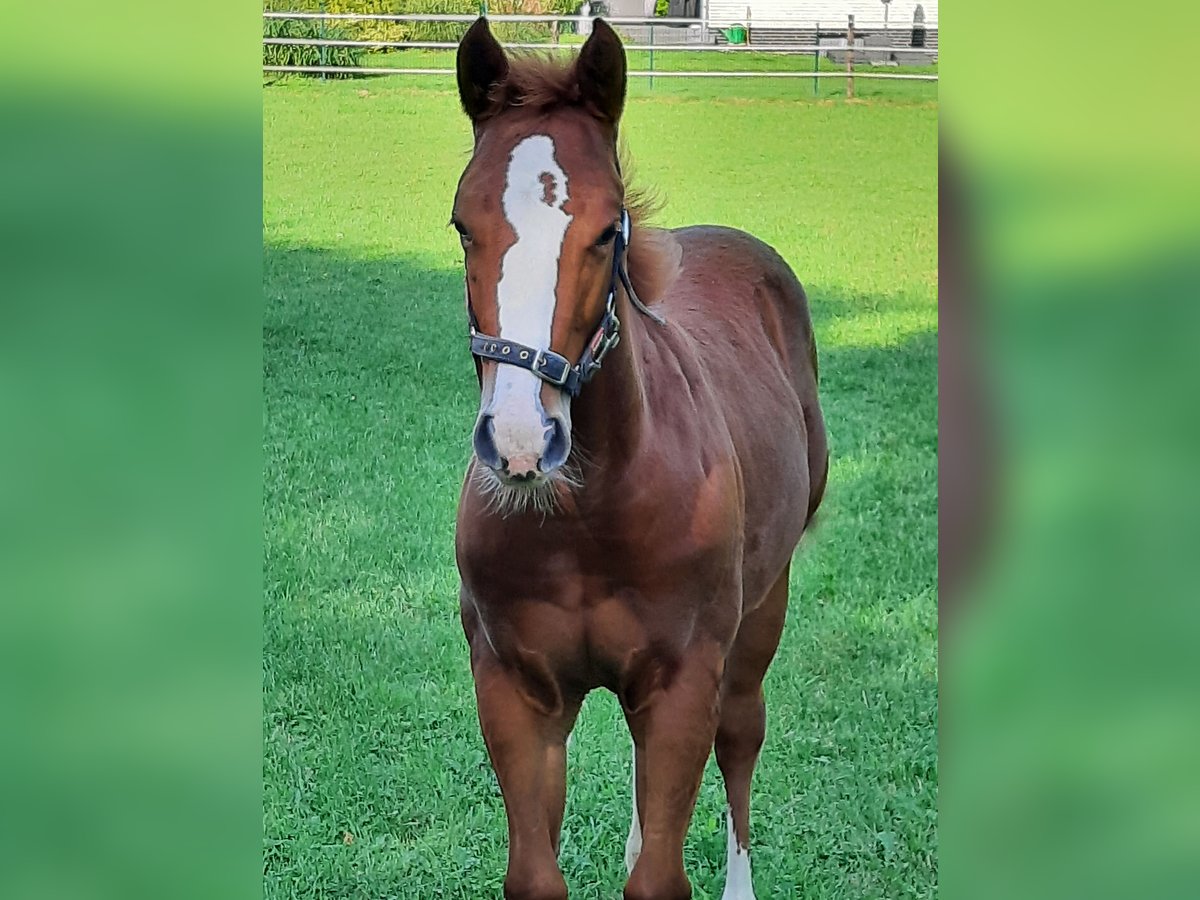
top-left (663, 226), bottom-right (818, 395)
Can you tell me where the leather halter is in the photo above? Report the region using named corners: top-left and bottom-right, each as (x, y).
top-left (467, 208), bottom-right (662, 398)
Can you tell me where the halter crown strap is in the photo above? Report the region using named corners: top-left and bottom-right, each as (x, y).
top-left (467, 208), bottom-right (660, 398)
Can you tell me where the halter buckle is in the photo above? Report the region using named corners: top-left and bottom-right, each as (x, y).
top-left (532, 350), bottom-right (571, 387)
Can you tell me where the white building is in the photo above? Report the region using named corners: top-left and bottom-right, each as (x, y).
top-left (703, 1), bottom-right (938, 30)
top-left (601, 1), bottom-right (938, 48)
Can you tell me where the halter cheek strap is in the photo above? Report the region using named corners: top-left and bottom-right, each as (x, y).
top-left (467, 208), bottom-right (661, 398)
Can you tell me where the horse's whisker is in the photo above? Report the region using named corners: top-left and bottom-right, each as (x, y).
top-left (470, 460), bottom-right (582, 519)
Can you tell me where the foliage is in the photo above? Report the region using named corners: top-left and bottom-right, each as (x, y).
top-left (655, 0), bottom-right (668, 16)
top-left (263, 14), bottom-right (365, 76)
top-left (394, 0), bottom-right (478, 44)
top-left (264, 0), bottom-right (587, 50)
top-left (387, 0), bottom-right (582, 44)
top-left (327, 1), bottom-right (409, 45)
top-left (263, 1), bottom-right (407, 44)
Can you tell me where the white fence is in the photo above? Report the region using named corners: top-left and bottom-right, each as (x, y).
top-left (262, 12), bottom-right (938, 84)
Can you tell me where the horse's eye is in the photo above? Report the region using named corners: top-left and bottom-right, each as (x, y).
top-left (594, 223), bottom-right (619, 247)
top-left (451, 218), bottom-right (472, 245)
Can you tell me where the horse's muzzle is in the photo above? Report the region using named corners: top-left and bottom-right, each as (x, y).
top-left (473, 413), bottom-right (571, 482)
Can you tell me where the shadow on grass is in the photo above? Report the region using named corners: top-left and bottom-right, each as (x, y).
top-left (263, 243), bottom-right (937, 899)
top-left (263, 241), bottom-right (934, 457)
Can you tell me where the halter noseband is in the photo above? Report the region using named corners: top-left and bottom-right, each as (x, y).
top-left (467, 208), bottom-right (661, 399)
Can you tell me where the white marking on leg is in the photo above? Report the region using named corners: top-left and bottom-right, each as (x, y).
top-left (624, 737), bottom-right (641, 874)
top-left (489, 135), bottom-right (572, 459)
top-left (721, 805), bottom-right (756, 900)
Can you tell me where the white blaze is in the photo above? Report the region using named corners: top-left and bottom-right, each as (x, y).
top-left (722, 806), bottom-right (756, 900)
top-left (490, 134), bottom-right (572, 455)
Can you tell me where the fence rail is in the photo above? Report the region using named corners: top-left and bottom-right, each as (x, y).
top-left (262, 11), bottom-right (938, 90)
top-left (263, 13), bottom-right (751, 25)
top-left (263, 37), bottom-right (938, 56)
top-left (265, 66), bottom-right (936, 80)
top-left (263, 12), bottom-right (938, 28)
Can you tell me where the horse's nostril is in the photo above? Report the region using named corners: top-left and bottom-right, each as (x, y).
top-left (539, 418), bottom-right (571, 473)
top-left (473, 415), bottom-right (503, 470)
top-left (499, 456), bottom-right (509, 473)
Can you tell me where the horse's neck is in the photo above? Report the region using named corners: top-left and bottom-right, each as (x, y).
top-left (571, 225), bottom-right (680, 472)
top-left (569, 287), bottom-right (650, 469)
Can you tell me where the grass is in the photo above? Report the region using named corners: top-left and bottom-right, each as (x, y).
top-left (264, 75), bottom-right (937, 898)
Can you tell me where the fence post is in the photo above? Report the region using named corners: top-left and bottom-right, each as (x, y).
top-left (746, 6), bottom-right (752, 46)
top-left (846, 14), bottom-right (854, 99)
top-left (649, 25), bottom-right (655, 91)
top-left (813, 22), bottom-right (820, 96)
top-left (320, 1), bottom-right (328, 81)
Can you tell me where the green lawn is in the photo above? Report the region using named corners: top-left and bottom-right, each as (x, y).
top-left (264, 76), bottom-right (937, 898)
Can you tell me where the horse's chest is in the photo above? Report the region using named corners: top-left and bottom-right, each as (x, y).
top-left (460, 514), bottom-right (741, 693)
top-left (457, 457), bottom-right (746, 692)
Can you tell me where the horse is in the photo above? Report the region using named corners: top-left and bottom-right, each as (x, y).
top-left (451, 18), bottom-right (828, 899)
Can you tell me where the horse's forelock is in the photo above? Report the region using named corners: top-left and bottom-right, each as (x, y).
top-left (477, 56), bottom-right (583, 124)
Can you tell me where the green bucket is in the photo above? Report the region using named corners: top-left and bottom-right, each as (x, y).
top-left (723, 24), bottom-right (747, 44)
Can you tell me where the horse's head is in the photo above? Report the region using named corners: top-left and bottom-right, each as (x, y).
top-left (452, 17), bottom-right (628, 500)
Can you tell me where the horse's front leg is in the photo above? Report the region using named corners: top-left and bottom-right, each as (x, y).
top-left (472, 647), bottom-right (579, 900)
top-left (622, 644), bottom-right (724, 900)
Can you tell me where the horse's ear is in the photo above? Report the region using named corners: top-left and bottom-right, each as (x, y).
top-left (457, 17), bottom-right (509, 121)
top-left (576, 18), bottom-right (627, 125)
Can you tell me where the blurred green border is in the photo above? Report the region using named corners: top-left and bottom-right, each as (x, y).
top-left (1, 3), bottom-right (263, 899)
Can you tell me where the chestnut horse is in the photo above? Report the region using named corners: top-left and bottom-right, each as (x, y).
top-left (452, 18), bottom-right (827, 900)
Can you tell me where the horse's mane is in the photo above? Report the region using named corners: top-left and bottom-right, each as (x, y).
top-left (482, 55), bottom-right (684, 306)
top-left (618, 150), bottom-right (682, 308)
